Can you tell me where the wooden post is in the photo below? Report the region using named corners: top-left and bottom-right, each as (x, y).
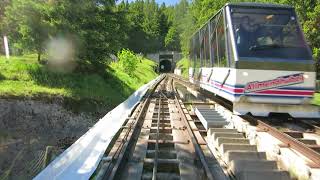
top-left (3, 36), bottom-right (10, 59)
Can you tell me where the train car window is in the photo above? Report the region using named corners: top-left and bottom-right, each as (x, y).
top-left (191, 33), bottom-right (198, 73)
top-left (195, 32), bottom-right (200, 66)
top-left (213, 27), bottom-right (219, 67)
top-left (199, 25), bottom-right (210, 67)
top-left (225, 9), bottom-right (235, 67)
top-left (204, 25), bottom-right (210, 67)
top-left (194, 32), bottom-right (201, 76)
top-left (217, 14), bottom-right (227, 67)
top-left (230, 7), bottom-right (313, 60)
top-left (209, 18), bottom-right (216, 67)
top-left (200, 27), bottom-right (206, 67)
top-left (190, 38), bottom-right (195, 69)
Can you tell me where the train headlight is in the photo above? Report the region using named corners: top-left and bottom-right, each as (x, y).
top-left (303, 74), bottom-right (309, 79)
top-left (242, 72), bottom-right (248, 76)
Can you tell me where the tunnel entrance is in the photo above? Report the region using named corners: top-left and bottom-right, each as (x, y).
top-left (159, 54), bottom-right (173, 73)
top-left (159, 60), bottom-right (172, 73)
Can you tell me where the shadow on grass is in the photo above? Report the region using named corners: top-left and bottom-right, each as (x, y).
top-left (0, 73), bottom-right (5, 81)
top-left (26, 64), bottom-right (136, 115)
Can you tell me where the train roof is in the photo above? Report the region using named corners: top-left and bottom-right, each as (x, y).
top-left (226, 2), bottom-right (293, 9)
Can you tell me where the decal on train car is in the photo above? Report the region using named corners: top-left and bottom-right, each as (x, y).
top-left (244, 73), bottom-right (304, 93)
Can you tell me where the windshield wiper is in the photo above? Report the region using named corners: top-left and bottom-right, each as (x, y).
top-left (249, 44), bottom-right (294, 51)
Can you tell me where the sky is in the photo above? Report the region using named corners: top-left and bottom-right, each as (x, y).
top-left (127, 0), bottom-right (179, 6)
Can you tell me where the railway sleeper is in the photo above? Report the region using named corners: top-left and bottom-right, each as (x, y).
top-left (283, 131), bottom-right (304, 138)
top-left (225, 151), bottom-right (267, 162)
top-left (216, 137), bottom-right (250, 147)
top-left (146, 140), bottom-right (189, 145)
top-left (208, 128), bottom-right (291, 180)
top-left (149, 133), bottom-right (174, 141)
top-left (150, 128), bottom-right (172, 134)
top-left (142, 159), bottom-right (180, 180)
top-left (146, 150), bottom-right (177, 159)
top-left (220, 144), bottom-right (257, 154)
top-left (151, 123), bottom-right (171, 128)
top-left (230, 159), bottom-right (290, 180)
top-left (296, 138), bottom-right (317, 145)
top-left (152, 117), bottom-right (171, 120)
top-left (236, 170), bottom-right (290, 180)
top-left (152, 119), bottom-right (171, 124)
top-left (152, 113), bottom-right (171, 118)
top-left (283, 130), bottom-right (320, 153)
top-left (306, 144), bottom-right (320, 153)
top-left (147, 142), bottom-right (175, 151)
top-left (154, 107), bottom-right (169, 111)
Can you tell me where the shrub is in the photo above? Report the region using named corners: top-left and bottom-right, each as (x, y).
top-left (117, 49), bottom-right (139, 77)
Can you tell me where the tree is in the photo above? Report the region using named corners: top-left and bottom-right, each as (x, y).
top-left (142, 0), bottom-right (161, 52)
top-left (124, 0), bottom-right (170, 53)
top-left (0, 0), bottom-right (10, 31)
top-left (125, 0), bottom-right (148, 53)
top-left (304, 3), bottom-right (320, 59)
top-left (165, 26), bottom-right (180, 51)
top-left (158, 3), bottom-right (170, 51)
top-left (49, 0), bottom-right (126, 67)
top-left (3, 0), bottom-right (53, 60)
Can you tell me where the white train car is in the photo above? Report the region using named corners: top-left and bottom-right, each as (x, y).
top-left (189, 3), bottom-right (320, 118)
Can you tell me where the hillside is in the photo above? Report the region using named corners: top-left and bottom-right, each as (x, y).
top-left (176, 58), bottom-right (190, 79)
top-left (0, 54), bottom-right (158, 114)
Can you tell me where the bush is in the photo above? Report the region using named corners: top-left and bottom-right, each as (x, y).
top-left (117, 49), bottom-right (139, 77)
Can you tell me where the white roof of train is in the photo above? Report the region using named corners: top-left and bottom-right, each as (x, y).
top-left (226, 2), bottom-right (293, 9)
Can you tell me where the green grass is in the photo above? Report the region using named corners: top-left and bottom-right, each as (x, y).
top-left (0, 54), bottom-right (158, 113)
top-left (109, 58), bottom-right (158, 91)
top-left (176, 58), bottom-right (190, 79)
top-left (312, 93), bottom-right (320, 106)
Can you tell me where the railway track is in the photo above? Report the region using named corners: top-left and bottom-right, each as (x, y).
top-left (90, 74), bottom-right (320, 180)
top-left (170, 74), bottom-right (320, 179)
top-left (93, 75), bottom-right (226, 180)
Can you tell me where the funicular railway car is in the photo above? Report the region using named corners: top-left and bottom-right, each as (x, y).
top-left (189, 2), bottom-right (320, 118)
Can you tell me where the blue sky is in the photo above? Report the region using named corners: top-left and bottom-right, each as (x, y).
top-left (126, 0), bottom-right (179, 6)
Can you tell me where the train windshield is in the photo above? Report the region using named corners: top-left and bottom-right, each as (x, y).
top-left (230, 7), bottom-right (313, 61)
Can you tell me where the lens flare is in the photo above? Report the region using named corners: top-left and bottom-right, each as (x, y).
top-left (47, 37), bottom-right (76, 73)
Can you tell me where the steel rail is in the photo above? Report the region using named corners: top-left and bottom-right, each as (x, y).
top-left (103, 76), bottom-right (165, 180)
top-left (301, 120), bottom-right (320, 132)
top-left (247, 116), bottom-right (320, 167)
top-left (171, 80), bottom-right (215, 180)
top-left (101, 108), bottom-right (146, 176)
top-left (152, 96), bottom-right (161, 180)
top-left (106, 95), bottom-right (149, 179)
top-left (102, 110), bottom-right (139, 177)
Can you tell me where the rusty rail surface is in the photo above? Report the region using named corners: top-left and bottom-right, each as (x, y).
top-left (250, 116), bottom-right (320, 167)
top-left (102, 76), bottom-right (165, 179)
top-left (172, 86), bottom-right (214, 180)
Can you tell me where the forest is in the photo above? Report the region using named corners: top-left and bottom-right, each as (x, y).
top-left (0, 0), bottom-right (319, 69)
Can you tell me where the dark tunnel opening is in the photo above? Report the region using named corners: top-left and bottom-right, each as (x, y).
top-left (159, 59), bottom-right (172, 73)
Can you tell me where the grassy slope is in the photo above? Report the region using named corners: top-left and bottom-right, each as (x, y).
top-left (312, 93), bottom-right (320, 106)
top-left (0, 54), bottom-right (158, 112)
top-left (176, 58), bottom-right (190, 79)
